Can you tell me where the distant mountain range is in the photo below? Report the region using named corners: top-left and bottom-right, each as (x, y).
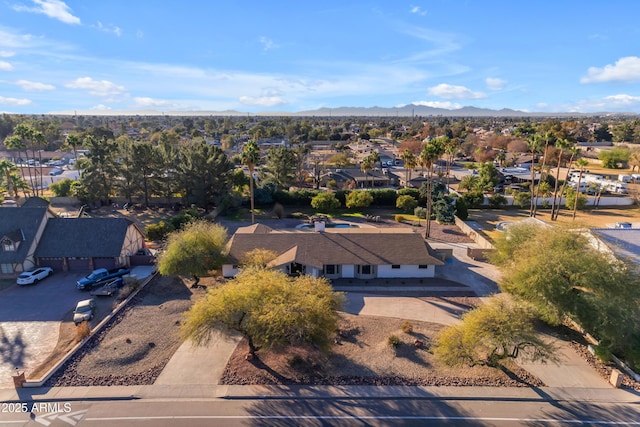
top-left (49, 104), bottom-right (637, 117)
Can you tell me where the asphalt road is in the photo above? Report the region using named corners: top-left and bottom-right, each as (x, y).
top-left (2, 394), bottom-right (639, 426)
top-left (0, 271), bottom-right (94, 387)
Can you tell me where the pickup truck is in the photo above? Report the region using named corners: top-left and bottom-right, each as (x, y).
top-left (77, 267), bottom-right (130, 290)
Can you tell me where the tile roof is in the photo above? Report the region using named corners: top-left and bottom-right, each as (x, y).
top-left (35, 218), bottom-right (136, 258)
top-left (0, 205), bottom-right (48, 263)
top-left (227, 225), bottom-right (443, 267)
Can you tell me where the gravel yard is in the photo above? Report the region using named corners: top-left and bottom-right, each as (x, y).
top-left (221, 312), bottom-right (542, 387)
top-left (46, 275), bottom-right (204, 386)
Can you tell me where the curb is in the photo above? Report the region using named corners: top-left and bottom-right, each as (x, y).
top-left (21, 270), bottom-right (158, 388)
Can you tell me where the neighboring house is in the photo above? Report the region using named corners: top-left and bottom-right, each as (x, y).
top-left (323, 168), bottom-right (391, 189)
top-left (588, 228), bottom-right (640, 265)
top-left (223, 223), bottom-right (443, 279)
top-left (35, 218), bottom-right (146, 272)
top-left (0, 197), bottom-right (55, 274)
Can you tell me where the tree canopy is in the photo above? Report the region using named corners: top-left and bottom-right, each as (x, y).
top-left (491, 223), bottom-right (640, 365)
top-left (157, 220), bottom-right (228, 279)
top-left (434, 295), bottom-right (555, 367)
top-left (181, 267), bottom-right (345, 355)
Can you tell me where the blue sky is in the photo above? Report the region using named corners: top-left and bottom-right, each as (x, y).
top-left (1, 0), bottom-right (640, 114)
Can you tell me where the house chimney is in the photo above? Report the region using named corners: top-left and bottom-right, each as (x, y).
top-left (314, 221), bottom-right (326, 232)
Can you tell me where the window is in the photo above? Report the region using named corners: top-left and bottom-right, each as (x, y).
top-left (2, 239), bottom-right (16, 252)
top-left (1, 263), bottom-right (13, 274)
top-left (418, 265), bottom-right (429, 269)
top-left (325, 265), bottom-right (336, 275)
top-left (361, 265), bottom-right (371, 275)
top-left (391, 265), bottom-right (401, 269)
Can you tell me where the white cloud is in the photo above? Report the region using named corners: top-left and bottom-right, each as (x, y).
top-left (0, 96), bottom-right (31, 105)
top-left (485, 77), bottom-right (506, 91)
top-left (134, 97), bottom-right (176, 108)
top-left (410, 6), bottom-right (427, 16)
top-left (94, 21), bottom-right (122, 37)
top-left (427, 83), bottom-right (486, 99)
top-left (13, 0), bottom-right (81, 25)
top-left (581, 56), bottom-right (640, 83)
top-left (259, 36), bottom-right (278, 51)
top-left (90, 104), bottom-right (112, 110)
top-left (16, 79), bottom-right (55, 91)
top-left (0, 61), bottom-right (13, 71)
top-left (567, 94), bottom-right (640, 113)
top-left (239, 95), bottom-right (287, 107)
top-left (410, 100), bottom-right (462, 109)
top-left (0, 51), bottom-right (14, 58)
top-left (65, 77), bottom-right (126, 96)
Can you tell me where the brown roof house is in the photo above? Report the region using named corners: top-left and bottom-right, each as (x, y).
top-left (223, 223), bottom-right (443, 280)
top-left (0, 197), bottom-right (55, 274)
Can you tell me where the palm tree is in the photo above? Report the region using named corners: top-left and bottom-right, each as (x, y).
top-left (241, 139), bottom-right (260, 224)
top-left (400, 149), bottom-right (417, 187)
top-left (552, 146), bottom-right (579, 221)
top-left (4, 135), bottom-right (27, 186)
top-left (531, 132), bottom-right (554, 217)
top-left (572, 158), bottom-right (590, 220)
top-left (0, 159), bottom-right (18, 199)
top-left (65, 133), bottom-right (81, 167)
top-left (549, 138), bottom-right (572, 218)
top-left (370, 150), bottom-right (381, 171)
top-left (526, 134), bottom-right (544, 216)
top-left (360, 155), bottom-right (374, 188)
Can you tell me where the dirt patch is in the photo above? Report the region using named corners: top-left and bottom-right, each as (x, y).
top-left (221, 313), bottom-right (542, 387)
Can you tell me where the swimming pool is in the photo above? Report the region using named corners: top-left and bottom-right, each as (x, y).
top-left (297, 223), bottom-right (359, 229)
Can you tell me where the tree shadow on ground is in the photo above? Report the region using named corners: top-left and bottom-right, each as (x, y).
top-left (0, 325), bottom-right (29, 369)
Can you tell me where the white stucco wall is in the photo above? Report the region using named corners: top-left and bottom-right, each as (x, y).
top-left (377, 264), bottom-right (434, 278)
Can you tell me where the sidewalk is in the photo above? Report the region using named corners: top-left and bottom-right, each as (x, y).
top-left (2, 383), bottom-right (638, 405)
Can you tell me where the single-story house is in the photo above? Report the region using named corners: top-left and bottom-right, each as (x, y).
top-left (35, 217), bottom-right (146, 272)
top-left (0, 198), bottom-right (54, 274)
top-left (223, 223), bottom-right (444, 279)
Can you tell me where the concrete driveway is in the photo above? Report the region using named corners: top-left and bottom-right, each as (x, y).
top-left (0, 271), bottom-right (89, 387)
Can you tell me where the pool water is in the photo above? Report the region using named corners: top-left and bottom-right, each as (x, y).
top-left (298, 223), bottom-right (358, 229)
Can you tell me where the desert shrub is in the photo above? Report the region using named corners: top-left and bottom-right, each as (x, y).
top-left (396, 195), bottom-right (418, 213)
top-left (395, 214), bottom-right (406, 222)
top-left (75, 321), bottom-right (91, 342)
top-left (398, 188), bottom-right (420, 200)
top-left (168, 208), bottom-right (202, 230)
top-left (455, 197), bottom-right (468, 220)
top-left (146, 221), bottom-right (175, 241)
top-left (273, 202), bottom-right (285, 219)
top-left (49, 178), bottom-right (75, 197)
top-left (345, 190), bottom-right (374, 209)
top-left (311, 192), bottom-right (340, 211)
top-left (369, 189), bottom-right (398, 206)
top-left (461, 190), bottom-right (484, 208)
top-left (388, 334), bottom-right (401, 349)
top-left (414, 207), bottom-right (427, 219)
top-left (488, 194), bottom-right (507, 209)
top-left (401, 321), bottom-right (413, 334)
top-left (513, 191), bottom-right (531, 208)
top-left (327, 179), bottom-right (337, 189)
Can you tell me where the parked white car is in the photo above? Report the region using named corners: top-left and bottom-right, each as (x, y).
top-left (73, 299), bottom-right (96, 325)
top-left (16, 267), bottom-right (53, 285)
